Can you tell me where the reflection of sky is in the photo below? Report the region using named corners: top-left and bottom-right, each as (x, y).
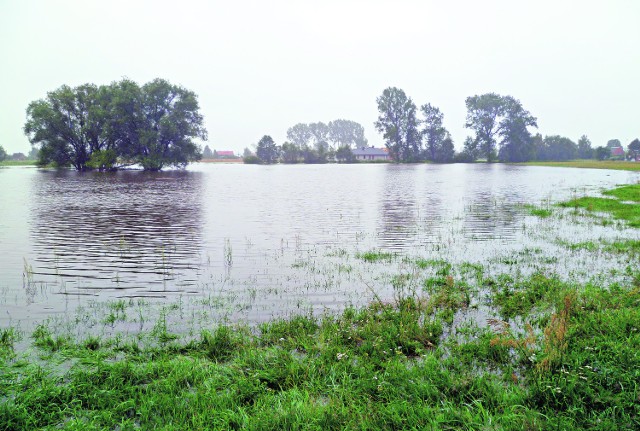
top-left (1, 164), bottom-right (640, 327)
top-left (28, 169), bottom-right (204, 294)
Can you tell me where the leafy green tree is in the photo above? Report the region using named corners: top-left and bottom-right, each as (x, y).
top-left (86, 149), bottom-right (118, 171)
top-left (497, 98), bottom-right (537, 162)
top-left (133, 79), bottom-right (206, 170)
top-left (243, 147), bottom-right (253, 158)
top-left (465, 93), bottom-right (537, 162)
top-left (328, 119), bottom-right (367, 148)
top-left (0, 145), bottom-right (6, 162)
top-left (280, 141), bottom-right (300, 163)
top-left (24, 83), bottom-right (110, 170)
top-left (202, 145), bottom-right (214, 159)
top-left (577, 135), bottom-right (593, 159)
top-left (436, 135), bottom-right (455, 163)
top-left (537, 135), bottom-right (578, 161)
top-left (420, 103), bottom-right (454, 162)
top-left (256, 135), bottom-right (279, 164)
top-left (374, 87), bottom-right (420, 162)
top-left (628, 138), bottom-right (640, 159)
top-left (24, 78), bottom-right (206, 171)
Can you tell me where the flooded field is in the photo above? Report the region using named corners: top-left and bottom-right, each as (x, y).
top-left (1, 163), bottom-right (639, 330)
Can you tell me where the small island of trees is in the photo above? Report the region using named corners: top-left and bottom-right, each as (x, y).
top-left (23, 78), bottom-right (207, 171)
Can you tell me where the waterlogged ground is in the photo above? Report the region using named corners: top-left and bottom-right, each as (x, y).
top-left (1, 163), bottom-right (639, 332)
top-left (1, 170), bottom-right (640, 429)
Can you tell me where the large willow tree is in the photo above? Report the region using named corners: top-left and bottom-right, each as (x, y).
top-left (24, 78), bottom-right (207, 171)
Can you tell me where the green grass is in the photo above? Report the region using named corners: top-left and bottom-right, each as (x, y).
top-left (523, 204), bottom-right (553, 218)
top-left (560, 196), bottom-right (640, 227)
top-left (357, 250), bottom-right (396, 262)
top-left (1, 276), bottom-right (638, 430)
top-left (518, 159), bottom-right (640, 171)
top-left (0, 160), bottom-right (37, 167)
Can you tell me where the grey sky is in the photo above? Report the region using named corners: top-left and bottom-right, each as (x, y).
top-left (1, 0), bottom-right (638, 155)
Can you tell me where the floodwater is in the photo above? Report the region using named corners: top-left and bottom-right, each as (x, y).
top-left (1, 163), bottom-right (639, 328)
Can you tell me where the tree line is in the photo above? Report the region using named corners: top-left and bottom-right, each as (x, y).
top-left (375, 87), bottom-right (638, 163)
top-left (248, 120), bottom-right (369, 164)
top-left (23, 79), bottom-right (207, 171)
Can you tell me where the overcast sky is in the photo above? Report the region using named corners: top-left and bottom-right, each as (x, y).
top-left (1, 0), bottom-right (638, 155)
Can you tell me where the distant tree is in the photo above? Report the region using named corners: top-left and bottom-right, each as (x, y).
top-left (374, 87), bottom-right (420, 162)
top-left (420, 103), bottom-right (454, 162)
top-left (308, 122), bottom-right (330, 146)
top-left (497, 98), bottom-right (537, 162)
top-left (286, 123), bottom-right (313, 148)
top-left (328, 119), bottom-right (367, 149)
top-left (280, 141), bottom-right (300, 163)
top-left (0, 145), bottom-right (6, 162)
top-left (577, 135), bottom-right (593, 159)
top-left (242, 147), bottom-right (254, 158)
top-left (256, 135), bottom-right (279, 164)
top-left (436, 135), bottom-right (455, 163)
top-left (335, 145), bottom-right (355, 163)
top-left (464, 93), bottom-right (537, 162)
top-left (462, 136), bottom-right (480, 162)
top-left (243, 155), bottom-right (260, 164)
top-left (28, 146), bottom-right (39, 160)
top-left (595, 146), bottom-right (609, 160)
top-left (202, 145), bottom-right (214, 159)
top-left (628, 138), bottom-right (640, 159)
top-left (538, 135), bottom-right (578, 161)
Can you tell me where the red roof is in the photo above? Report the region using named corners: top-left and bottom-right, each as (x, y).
top-left (216, 151), bottom-right (235, 156)
top-left (611, 147), bottom-right (625, 156)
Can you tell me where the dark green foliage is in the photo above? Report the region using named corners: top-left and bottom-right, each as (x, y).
top-left (628, 138), bottom-right (640, 159)
top-left (420, 103), bottom-right (455, 163)
top-left (465, 93), bottom-right (537, 162)
top-left (255, 135), bottom-right (280, 164)
top-left (24, 79), bottom-right (206, 171)
top-left (0, 145), bottom-right (7, 162)
top-left (375, 87), bottom-right (421, 162)
top-left (536, 135), bottom-right (578, 161)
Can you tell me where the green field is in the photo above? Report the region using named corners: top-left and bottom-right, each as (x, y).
top-left (0, 160), bottom-right (38, 167)
top-left (1, 185), bottom-right (640, 430)
top-left (517, 159), bottom-right (640, 171)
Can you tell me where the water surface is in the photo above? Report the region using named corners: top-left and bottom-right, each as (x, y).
top-left (1, 163), bottom-right (638, 328)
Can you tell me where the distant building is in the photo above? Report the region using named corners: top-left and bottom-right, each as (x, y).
top-left (10, 152), bottom-right (27, 161)
top-left (214, 150), bottom-right (237, 159)
top-left (352, 146), bottom-right (389, 161)
top-left (610, 146), bottom-right (625, 159)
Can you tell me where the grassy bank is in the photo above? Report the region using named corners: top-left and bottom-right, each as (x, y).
top-left (517, 159), bottom-right (640, 171)
top-left (2, 186), bottom-right (640, 430)
top-left (0, 160), bottom-right (37, 167)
